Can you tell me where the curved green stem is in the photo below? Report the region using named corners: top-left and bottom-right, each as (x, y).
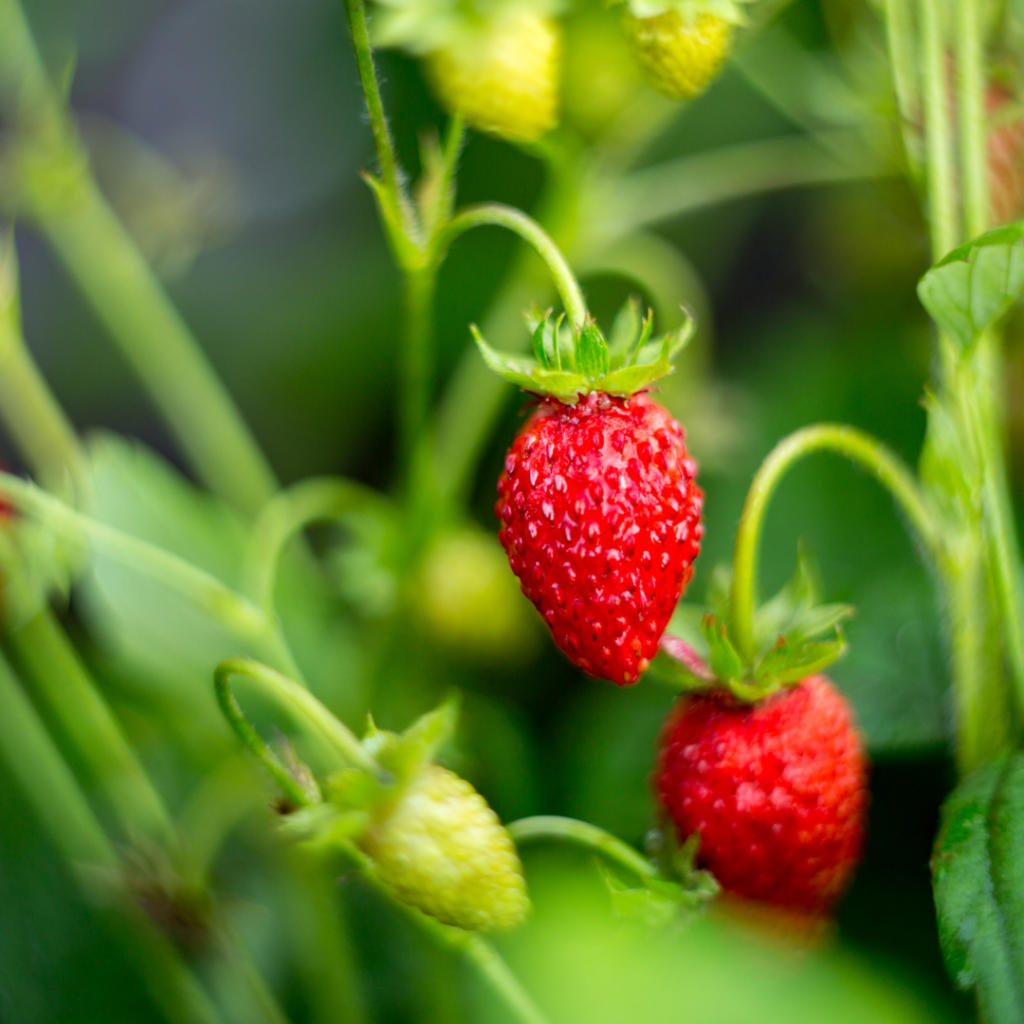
top-left (214, 658), bottom-right (379, 781)
top-left (729, 424), bottom-right (940, 661)
top-left (438, 204), bottom-right (588, 329)
top-left (244, 476), bottom-right (388, 611)
top-left (508, 816), bottom-right (655, 883)
top-left (0, 473), bottom-right (269, 641)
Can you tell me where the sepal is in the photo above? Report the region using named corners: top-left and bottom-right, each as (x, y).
top-left (474, 299), bottom-right (691, 402)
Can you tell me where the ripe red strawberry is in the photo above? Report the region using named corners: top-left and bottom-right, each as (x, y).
top-left (496, 390), bottom-right (702, 685)
top-left (656, 675), bottom-right (867, 914)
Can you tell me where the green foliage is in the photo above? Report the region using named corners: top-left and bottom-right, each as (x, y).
top-left (918, 222), bottom-right (1024, 350)
top-left (932, 752), bottom-right (1024, 1022)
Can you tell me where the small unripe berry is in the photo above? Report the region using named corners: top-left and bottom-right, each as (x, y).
top-left (426, 9), bottom-right (561, 143)
top-left (624, 10), bottom-right (733, 100)
top-left (361, 765), bottom-right (529, 932)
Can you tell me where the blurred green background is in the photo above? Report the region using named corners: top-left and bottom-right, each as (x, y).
top-left (0, 0), bottom-right (999, 1019)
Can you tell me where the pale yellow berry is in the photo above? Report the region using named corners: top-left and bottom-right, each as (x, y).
top-left (362, 766), bottom-right (529, 932)
top-left (426, 10), bottom-right (560, 143)
top-left (624, 10), bottom-right (733, 100)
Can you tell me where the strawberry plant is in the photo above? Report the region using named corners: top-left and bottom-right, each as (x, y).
top-left (1, 0), bottom-right (1024, 1021)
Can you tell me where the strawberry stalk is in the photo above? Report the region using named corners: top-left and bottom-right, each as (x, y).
top-left (728, 423), bottom-right (939, 665)
top-left (508, 815), bottom-right (658, 882)
top-left (439, 203), bottom-right (589, 329)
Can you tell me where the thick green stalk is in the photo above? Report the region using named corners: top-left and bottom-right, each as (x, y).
top-left (7, 609), bottom-right (176, 846)
top-left (0, 0), bottom-right (277, 516)
top-left (884, 0), bottom-right (920, 157)
top-left (729, 424), bottom-right (939, 662)
top-left (918, 0), bottom-right (959, 256)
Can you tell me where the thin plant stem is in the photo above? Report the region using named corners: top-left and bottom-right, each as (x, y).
top-left (508, 816), bottom-right (656, 882)
top-left (918, 0), bottom-right (959, 256)
top-left (728, 424), bottom-right (939, 662)
top-left (6, 608), bottom-right (176, 847)
top-left (0, 0), bottom-right (278, 516)
top-left (439, 204), bottom-right (588, 329)
top-left (0, 652), bottom-right (226, 1023)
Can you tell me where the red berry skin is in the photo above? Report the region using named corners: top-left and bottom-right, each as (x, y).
top-left (496, 391), bottom-right (702, 685)
top-left (656, 676), bottom-right (868, 914)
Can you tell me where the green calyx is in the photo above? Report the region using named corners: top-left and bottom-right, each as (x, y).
top-left (473, 298), bottom-right (692, 403)
top-left (621, 0), bottom-right (754, 27)
top-left (651, 549), bottom-right (852, 702)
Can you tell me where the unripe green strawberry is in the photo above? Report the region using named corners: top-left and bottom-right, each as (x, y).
top-left (361, 765), bottom-right (529, 931)
top-left (425, 8), bottom-right (561, 143)
top-left (416, 525), bottom-right (540, 664)
top-left (623, 8), bottom-right (733, 100)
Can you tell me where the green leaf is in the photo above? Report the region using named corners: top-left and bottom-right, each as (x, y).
top-left (754, 633), bottom-right (846, 688)
top-left (932, 753), bottom-right (1024, 1023)
top-left (918, 222), bottom-right (1024, 349)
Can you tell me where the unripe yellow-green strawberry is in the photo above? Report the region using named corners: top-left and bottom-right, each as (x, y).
top-left (361, 765), bottom-right (529, 931)
top-left (624, 9), bottom-right (732, 100)
top-left (425, 9), bottom-right (560, 143)
top-left (416, 526), bottom-right (540, 664)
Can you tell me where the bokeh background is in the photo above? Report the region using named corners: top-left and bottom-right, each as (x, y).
top-left (2, 0), bottom-right (1003, 1019)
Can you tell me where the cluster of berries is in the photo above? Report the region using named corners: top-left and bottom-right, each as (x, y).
top-left (372, 0), bottom-right (748, 143)
top-left (487, 305), bottom-right (867, 918)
